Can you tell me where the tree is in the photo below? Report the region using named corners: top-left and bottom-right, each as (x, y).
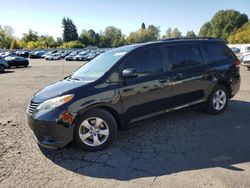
top-left (103, 26), bottom-right (124, 47)
top-left (62, 17), bottom-right (78, 42)
top-left (162, 27), bottom-right (172, 39)
top-left (39, 35), bottom-right (56, 48)
top-left (3, 25), bottom-right (14, 37)
top-left (198, 22), bottom-right (213, 37)
top-left (199, 10), bottom-right (248, 41)
top-left (186, 30), bottom-right (196, 37)
top-left (228, 22), bottom-right (250, 44)
top-left (0, 25), bottom-right (13, 49)
top-left (60, 40), bottom-right (84, 48)
top-left (22, 29), bottom-right (39, 43)
top-left (141, 22), bottom-right (146, 30)
top-left (211, 10), bottom-right (248, 40)
top-left (147, 25), bottom-right (160, 40)
top-left (56, 37), bottom-right (63, 47)
top-left (172, 28), bottom-right (182, 38)
top-left (79, 29), bottom-right (99, 46)
top-left (10, 39), bottom-right (20, 49)
top-left (127, 24), bottom-right (160, 43)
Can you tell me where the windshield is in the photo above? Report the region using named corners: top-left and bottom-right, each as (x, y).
top-left (71, 50), bottom-right (127, 81)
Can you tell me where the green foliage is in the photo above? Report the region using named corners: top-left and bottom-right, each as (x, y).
top-left (10, 39), bottom-right (20, 49)
top-left (102, 26), bottom-right (125, 47)
top-left (198, 22), bottom-right (213, 37)
top-left (56, 37), bottom-right (63, 47)
top-left (228, 22), bottom-right (250, 44)
top-left (79, 29), bottom-right (99, 46)
top-left (22, 29), bottom-right (39, 43)
top-left (27, 41), bottom-right (46, 49)
top-left (162, 27), bottom-right (181, 38)
top-left (211, 10), bottom-right (248, 40)
top-left (172, 28), bottom-right (182, 38)
top-left (198, 9), bottom-right (248, 41)
top-left (39, 35), bottom-right (56, 48)
top-left (21, 33), bottom-right (57, 49)
top-left (186, 30), bottom-right (196, 37)
top-left (62, 17), bottom-right (78, 42)
top-left (0, 25), bottom-right (13, 49)
top-left (127, 24), bottom-right (160, 43)
top-left (60, 40), bottom-right (84, 48)
top-left (162, 28), bottom-right (172, 39)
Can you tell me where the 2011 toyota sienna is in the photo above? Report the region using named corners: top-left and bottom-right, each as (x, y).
top-left (26, 37), bottom-right (241, 151)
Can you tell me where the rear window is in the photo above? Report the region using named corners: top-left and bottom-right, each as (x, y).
top-left (202, 42), bottom-right (235, 63)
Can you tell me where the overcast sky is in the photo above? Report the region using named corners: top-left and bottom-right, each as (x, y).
top-left (1, 0), bottom-right (250, 38)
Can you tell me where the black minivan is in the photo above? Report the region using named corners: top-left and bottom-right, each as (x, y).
top-left (27, 37), bottom-right (241, 151)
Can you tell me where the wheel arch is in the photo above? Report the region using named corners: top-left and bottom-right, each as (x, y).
top-left (217, 80), bottom-right (232, 98)
top-left (76, 103), bottom-right (123, 130)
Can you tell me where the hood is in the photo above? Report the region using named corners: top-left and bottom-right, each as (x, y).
top-left (32, 79), bottom-right (90, 103)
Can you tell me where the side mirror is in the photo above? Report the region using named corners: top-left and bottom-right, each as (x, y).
top-left (121, 68), bottom-right (138, 78)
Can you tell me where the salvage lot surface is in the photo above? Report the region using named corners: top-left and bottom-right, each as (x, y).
top-left (0, 59), bottom-right (250, 188)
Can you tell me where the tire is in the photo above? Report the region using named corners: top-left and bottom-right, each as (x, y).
top-left (0, 65), bottom-right (5, 73)
top-left (247, 67), bottom-right (250, 70)
top-left (74, 108), bottom-right (117, 151)
top-left (205, 85), bottom-right (229, 114)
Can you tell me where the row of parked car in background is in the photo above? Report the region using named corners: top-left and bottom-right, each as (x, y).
top-left (0, 48), bottom-right (109, 73)
top-left (27, 48), bottom-right (108, 61)
top-left (0, 45), bottom-right (250, 73)
top-left (232, 46), bottom-right (250, 70)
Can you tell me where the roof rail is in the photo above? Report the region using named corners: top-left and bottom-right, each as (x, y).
top-left (160, 37), bottom-right (223, 41)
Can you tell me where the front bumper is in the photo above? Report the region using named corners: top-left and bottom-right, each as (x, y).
top-left (27, 114), bottom-right (74, 149)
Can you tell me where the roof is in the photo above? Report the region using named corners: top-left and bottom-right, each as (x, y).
top-left (112, 37), bottom-right (224, 53)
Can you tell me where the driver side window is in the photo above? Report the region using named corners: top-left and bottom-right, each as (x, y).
top-left (123, 48), bottom-right (163, 78)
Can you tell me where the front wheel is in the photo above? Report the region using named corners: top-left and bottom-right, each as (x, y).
top-left (74, 109), bottom-right (117, 151)
top-left (206, 85), bottom-right (229, 114)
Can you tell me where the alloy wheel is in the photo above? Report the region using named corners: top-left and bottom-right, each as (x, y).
top-left (212, 89), bottom-right (227, 111)
top-left (79, 117), bottom-right (109, 146)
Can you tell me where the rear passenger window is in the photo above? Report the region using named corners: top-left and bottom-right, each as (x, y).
top-left (164, 44), bottom-right (203, 70)
top-left (202, 42), bottom-right (235, 63)
top-left (123, 48), bottom-right (163, 77)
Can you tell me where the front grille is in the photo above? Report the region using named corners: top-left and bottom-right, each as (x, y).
top-left (27, 101), bottom-right (40, 115)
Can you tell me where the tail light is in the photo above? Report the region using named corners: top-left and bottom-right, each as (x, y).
top-left (234, 59), bottom-right (241, 68)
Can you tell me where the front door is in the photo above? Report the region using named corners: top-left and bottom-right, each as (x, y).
top-left (120, 47), bottom-right (172, 124)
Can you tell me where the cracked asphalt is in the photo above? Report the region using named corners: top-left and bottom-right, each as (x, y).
top-left (0, 59), bottom-right (250, 188)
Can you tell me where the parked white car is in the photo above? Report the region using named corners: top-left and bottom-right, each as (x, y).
top-left (241, 53), bottom-right (250, 70)
top-left (45, 53), bottom-right (61, 60)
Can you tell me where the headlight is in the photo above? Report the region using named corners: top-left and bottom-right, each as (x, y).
top-left (37, 94), bottom-right (74, 111)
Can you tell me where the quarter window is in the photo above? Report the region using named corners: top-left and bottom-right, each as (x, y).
top-left (202, 42), bottom-right (235, 63)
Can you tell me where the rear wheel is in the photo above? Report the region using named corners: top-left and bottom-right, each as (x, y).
top-left (0, 65), bottom-right (5, 73)
top-left (74, 108), bottom-right (117, 151)
top-left (206, 85), bottom-right (229, 114)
